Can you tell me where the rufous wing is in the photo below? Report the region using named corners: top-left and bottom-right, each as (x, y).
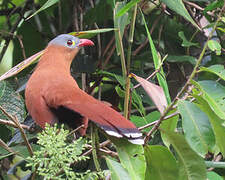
top-left (44, 87), bottom-right (144, 145)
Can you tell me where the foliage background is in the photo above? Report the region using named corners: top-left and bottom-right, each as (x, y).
top-left (0, 0), bottom-right (225, 179)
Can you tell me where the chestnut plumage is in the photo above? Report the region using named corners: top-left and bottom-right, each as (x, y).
top-left (25, 34), bottom-right (144, 144)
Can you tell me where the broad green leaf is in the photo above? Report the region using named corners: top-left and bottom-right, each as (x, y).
top-left (116, 0), bottom-right (140, 18)
top-left (178, 100), bottom-right (215, 157)
top-left (161, 130), bottom-right (207, 180)
top-left (131, 90), bottom-right (146, 116)
top-left (113, 139), bottom-right (146, 180)
top-left (0, 81), bottom-right (25, 122)
top-left (140, 10), bottom-right (171, 104)
top-left (191, 91), bottom-right (225, 156)
top-left (207, 172), bottom-right (223, 180)
top-left (0, 40), bottom-right (14, 75)
top-left (161, 0), bottom-right (199, 28)
top-left (160, 109), bottom-right (179, 147)
top-left (69, 28), bottom-right (115, 39)
top-left (144, 145), bottom-right (178, 180)
top-left (178, 32), bottom-right (199, 47)
top-left (208, 40), bottom-right (221, 55)
top-left (130, 111), bottom-right (160, 133)
top-left (199, 64), bottom-right (225, 81)
top-left (193, 80), bottom-right (225, 120)
top-left (105, 158), bottom-right (131, 180)
top-left (27, 0), bottom-right (59, 20)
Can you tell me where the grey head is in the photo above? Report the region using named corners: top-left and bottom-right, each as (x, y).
top-left (48, 34), bottom-right (80, 49)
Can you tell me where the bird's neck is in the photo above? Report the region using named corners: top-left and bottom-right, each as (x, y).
top-left (36, 45), bottom-right (79, 74)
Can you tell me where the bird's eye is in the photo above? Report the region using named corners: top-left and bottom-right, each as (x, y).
top-left (67, 40), bottom-right (73, 46)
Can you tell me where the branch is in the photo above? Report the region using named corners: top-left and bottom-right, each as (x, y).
top-left (0, 118), bottom-right (30, 129)
top-left (0, 105), bottom-right (33, 156)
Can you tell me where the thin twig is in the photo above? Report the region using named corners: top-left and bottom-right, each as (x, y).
top-left (184, 0), bottom-right (214, 16)
top-left (0, 105), bottom-right (33, 156)
top-left (132, 67), bottom-right (160, 90)
top-left (139, 112), bottom-right (179, 130)
top-left (67, 124), bottom-right (84, 137)
top-left (132, 55), bottom-right (167, 90)
top-left (102, 45), bottom-right (116, 69)
top-left (86, 144), bottom-right (118, 158)
top-left (102, 37), bottom-right (115, 57)
top-left (0, 118), bottom-right (29, 129)
top-left (11, 117), bottom-right (33, 156)
top-left (0, 138), bottom-right (17, 154)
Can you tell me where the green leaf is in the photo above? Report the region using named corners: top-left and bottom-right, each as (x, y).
top-left (203, 0), bottom-right (224, 14)
top-left (178, 32), bottom-right (199, 47)
top-left (113, 139), bottom-right (146, 180)
top-left (208, 40), bottom-right (221, 55)
top-left (0, 50), bottom-right (43, 82)
top-left (0, 152), bottom-right (14, 160)
top-left (161, 130), bottom-right (207, 180)
top-left (192, 80), bottom-right (225, 120)
top-left (191, 90), bottom-right (225, 156)
top-left (99, 71), bottom-right (146, 115)
top-left (11, 144), bottom-right (40, 158)
top-left (0, 81), bottom-right (25, 122)
top-left (160, 109), bottom-right (179, 147)
top-left (144, 145), bottom-right (178, 180)
top-left (0, 40), bottom-right (14, 75)
top-left (199, 64), bottom-right (225, 81)
top-left (27, 0), bottom-right (59, 20)
top-left (69, 28), bottom-right (115, 39)
top-left (116, 0), bottom-right (140, 18)
top-left (217, 27), bottom-right (225, 33)
top-left (131, 90), bottom-right (146, 116)
top-left (207, 172), bottom-right (223, 180)
top-left (27, 125), bottom-right (91, 179)
top-left (161, 0), bottom-right (199, 28)
top-left (105, 158), bottom-right (131, 180)
top-left (114, 2), bottom-right (130, 55)
top-left (140, 9), bottom-right (171, 104)
top-left (178, 100), bottom-right (215, 156)
top-left (130, 111), bottom-right (160, 133)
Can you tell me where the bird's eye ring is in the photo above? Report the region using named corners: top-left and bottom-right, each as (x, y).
top-left (67, 40), bottom-right (73, 46)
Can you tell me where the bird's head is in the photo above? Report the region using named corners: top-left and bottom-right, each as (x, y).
top-left (49, 34), bottom-right (94, 48)
top-left (46, 34), bottom-right (94, 61)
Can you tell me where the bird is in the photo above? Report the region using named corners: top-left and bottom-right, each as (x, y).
top-left (25, 34), bottom-right (144, 145)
